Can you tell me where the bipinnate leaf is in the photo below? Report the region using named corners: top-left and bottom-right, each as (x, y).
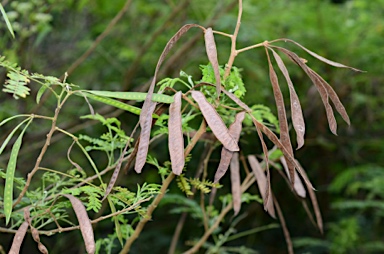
top-left (248, 155), bottom-right (275, 218)
top-left (136, 24), bottom-right (203, 173)
top-left (279, 38), bottom-right (363, 72)
top-left (9, 221), bottom-right (28, 254)
top-left (280, 157), bottom-right (306, 198)
top-left (265, 48), bottom-right (295, 184)
top-left (191, 91), bottom-right (239, 152)
top-left (63, 194), bottom-right (95, 254)
top-left (168, 91), bottom-right (184, 175)
top-left (230, 152), bottom-right (241, 215)
top-left (214, 111), bottom-right (245, 183)
top-left (204, 27), bottom-right (221, 97)
top-left (270, 48), bottom-right (305, 149)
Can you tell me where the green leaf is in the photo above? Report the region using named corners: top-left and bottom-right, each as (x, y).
top-left (82, 90), bottom-right (174, 104)
top-left (0, 117), bottom-right (30, 155)
top-left (0, 3), bottom-right (15, 38)
top-left (4, 118), bottom-right (32, 225)
top-left (3, 71), bottom-right (30, 99)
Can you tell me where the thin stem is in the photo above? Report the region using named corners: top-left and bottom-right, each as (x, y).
top-left (13, 92), bottom-right (71, 208)
top-left (120, 120), bottom-right (207, 254)
top-left (224, 0), bottom-right (243, 79)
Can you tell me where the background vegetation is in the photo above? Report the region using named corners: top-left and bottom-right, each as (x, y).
top-left (0, 0), bottom-right (383, 253)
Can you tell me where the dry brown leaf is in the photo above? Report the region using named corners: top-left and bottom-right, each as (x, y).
top-left (273, 46), bottom-right (338, 135)
top-left (278, 38), bottom-right (363, 72)
top-left (265, 48), bottom-right (295, 184)
top-left (9, 221), bottom-right (28, 254)
top-left (230, 152), bottom-right (241, 215)
top-left (280, 157), bottom-right (306, 198)
top-left (204, 28), bottom-right (221, 97)
top-left (63, 194), bottom-right (95, 254)
top-left (191, 91), bottom-right (239, 151)
top-left (248, 155), bottom-right (275, 218)
top-left (169, 91), bottom-right (184, 175)
top-left (136, 24), bottom-right (204, 173)
top-left (214, 112), bottom-right (245, 183)
top-left (270, 48), bottom-right (305, 149)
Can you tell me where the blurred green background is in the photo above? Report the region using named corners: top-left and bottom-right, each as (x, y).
top-left (1, 0), bottom-right (383, 253)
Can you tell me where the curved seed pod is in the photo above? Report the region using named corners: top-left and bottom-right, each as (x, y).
top-left (265, 47), bottom-right (295, 184)
top-left (204, 27), bottom-right (221, 97)
top-left (230, 153), bottom-right (241, 215)
top-left (280, 157), bottom-right (306, 198)
top-left (214, 112), bottom-right (245, 183)
top-left (136, 24), bottom-right (204, 173)
top-left (250, 115), bottom-right (314, 190)
top-left (270, 48), bottom-right (305, 149)
top-left (273, 46), bottom-right (338, 135)
top-left (280, 38), bottom-right (363, 72)
top-left (9, 221), bottom-right (28, 254)
top-left (63, 194), bottom-right (95, 254)
top-left (191, 91), bottom-right (239, 151)
top-left (309, 69), bottom-right (350, 125)
top-left (38, 242), bottom-right (48, 254)
top-left (248, 155), bottom-right (275, 218)
top-left (168, 91), bottom-right (184, 175)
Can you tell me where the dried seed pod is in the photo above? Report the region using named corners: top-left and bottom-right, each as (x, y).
top-left (214, 112), bottom-right (245, 183)
top-left (9, 221), bottom-right (29, 254)
top-left (191, 91), bottom-right (239, 151)
top-left (280, 157), bottom-right (306, 198)
top-left (248, 155), bottom-right (275, 218)
top-left (168, 91), bottom-right (184, 175)
top-left (63, 194), bottom-right (95, 254)
top-left (204, 27), bottom-right (221, 97)
top-left (265, 47), bottom-right (295, 184)
top-left (230, 152), bottom-right (241, 215)
top-left (136, 24), bottom-right (204, 173)
top-left (270, 48), bottom-right (305, 149)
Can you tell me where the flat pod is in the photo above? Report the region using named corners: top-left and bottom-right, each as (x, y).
top-left (248, 155), bottom-right (275, 218)
top-left (63, 194), bottom-right (95, 254)
top-left (136, 24), bottom-right (203, 173)
top-left (230, 152), bottom-right (241, 215)
top-left (191, 91), bottom-right (239, 152)
top-left (204, 27), bottom-right (221, 97)
top-left (9, 221), bottom-right (29, 254)
top-left (168, 91), bottom-right (184, 175)
top-left (214, 112), bottom-right (245, 183)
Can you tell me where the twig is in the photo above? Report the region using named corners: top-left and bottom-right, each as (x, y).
top-left (224, 0), bottom-right (243, 79)
top-left (0, 198), bottom-right (150, 235)
top-left (120, 120), bottom-right (207, 254)
top-left (13, 93), bottom-right (71, 208)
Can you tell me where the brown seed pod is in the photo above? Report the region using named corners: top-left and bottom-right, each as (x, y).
top-left (168, 91), bottom-right (185, 175)
top-left (63, 194), bottom-right (95, 254)
top-left (191, 91), bottom-right (239, 151)
top-left (204, 27), bottom-right (221, 97)
top-left (248, 155), bottom-right (275, 218)
top-left (136, 24), bottom-right (204, 173)
top-left (9, 221), bottom-right (29, 254)
top-left (214, 112), bottom-right (245, 183)
top-left (230, 152), bottom-right (241, 215)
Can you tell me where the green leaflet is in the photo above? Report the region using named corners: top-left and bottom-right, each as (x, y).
top-left (78, 92), bottom-right (159, 118)
top-left (82, 90), bottom-right (174, 104)
top-left (0, 3), bottom-right (15, 38)
top-left (0, 117), bottom-right (30, 155)
top-left (4, 118), bottom-right (32, 225)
